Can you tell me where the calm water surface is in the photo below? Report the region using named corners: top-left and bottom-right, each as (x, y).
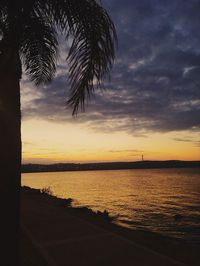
top-left (22, 168), bottom-right (200, 244)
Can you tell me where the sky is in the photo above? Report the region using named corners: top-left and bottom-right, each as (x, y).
top-left (21, 0), bottom-right (200, 164)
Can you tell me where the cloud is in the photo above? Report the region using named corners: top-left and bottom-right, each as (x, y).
top-left (21, 0), bottom-right (200, 135)
top-left (173, 137), bottom-right (200, 148)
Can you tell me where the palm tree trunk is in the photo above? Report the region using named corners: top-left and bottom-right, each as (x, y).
top-left (0, 70), bottom-right (21, 265)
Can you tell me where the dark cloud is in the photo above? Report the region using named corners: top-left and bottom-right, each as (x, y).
top-left (21, 0), bottom-right (200, 135)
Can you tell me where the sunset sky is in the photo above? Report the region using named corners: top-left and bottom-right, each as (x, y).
top-left (21, 0), bottom-right (200, 164)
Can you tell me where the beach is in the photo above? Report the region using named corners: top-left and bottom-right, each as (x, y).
top-left (20, 186), bottom-right (199, 266)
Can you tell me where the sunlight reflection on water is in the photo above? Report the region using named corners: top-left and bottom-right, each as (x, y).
top-left (22, 168), bottom-right (200, 244)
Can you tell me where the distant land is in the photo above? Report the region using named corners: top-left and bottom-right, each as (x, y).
top-left (21, 160), bottom-right (200, 173)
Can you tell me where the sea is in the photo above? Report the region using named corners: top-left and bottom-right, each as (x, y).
top-left (22, 167), bottom-right (200, 245)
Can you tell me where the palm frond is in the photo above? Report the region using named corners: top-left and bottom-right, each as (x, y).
top-left (1, 0), bottom-right (117, 115)
top-left (45, 0), bottom-right (117, 114)
top-left (19, 9), bottom-right (58, 85)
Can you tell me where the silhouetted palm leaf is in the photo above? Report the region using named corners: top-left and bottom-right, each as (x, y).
top-left (20, 14), bottom-right (58, 85)
top-left (0, 0), bottom-right (117, 114)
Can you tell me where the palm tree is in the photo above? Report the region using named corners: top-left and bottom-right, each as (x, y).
top-left (0, 1), bottom-right (116, 265)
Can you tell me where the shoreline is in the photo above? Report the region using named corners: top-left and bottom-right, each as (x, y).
top-left (20, 186), bottom-right (199, 266)
top-left (21, 161), bottom-right (200, 173)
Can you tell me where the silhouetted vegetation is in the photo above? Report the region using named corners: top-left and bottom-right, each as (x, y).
top-left (22, 186), bottom-right (113, 223)
top-left (40, 186), bottom-right (53, 196)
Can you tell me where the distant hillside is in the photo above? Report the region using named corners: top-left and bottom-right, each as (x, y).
top-left (21, 160), bottom-right (200, 173)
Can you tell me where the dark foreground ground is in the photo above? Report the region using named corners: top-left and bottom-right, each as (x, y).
top-left (20, 187), bottom-right (199, 266)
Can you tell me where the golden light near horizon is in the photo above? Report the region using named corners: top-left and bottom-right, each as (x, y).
top-left (22, 118), bottom-right (200, 164)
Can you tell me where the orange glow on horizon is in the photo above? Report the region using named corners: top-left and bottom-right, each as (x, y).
top-left (22, 119), bottom-right (200, 164)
